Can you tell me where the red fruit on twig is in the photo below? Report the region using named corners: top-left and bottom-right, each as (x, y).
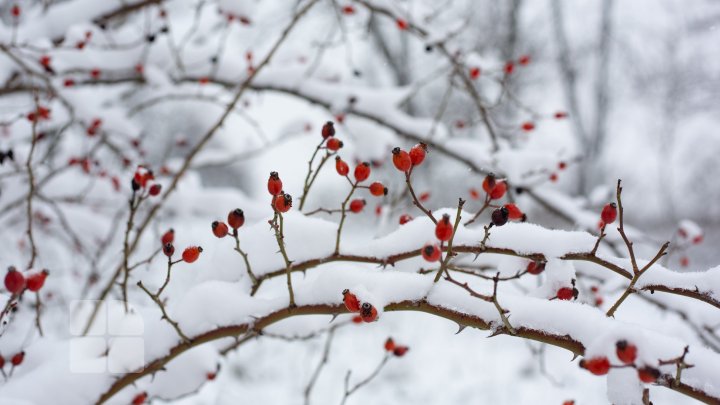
top-left (274, 193), bottom-right (292, 213)
top-left (638, 366), bottom-right (660, 383)
top-left (526, 261), bottom-right (545, 275)
top-left (556, 287), bottom-right (576, 301)
top-left (342, 289), bottom-right (361, 312)
top-left (391, 147), bottom-right (412, 172)
top-left (354, 162), bottom-right (370, 183)
top-left (4, 267), bottom-right (25, 294)
top-left (161, 229), bottom-right (174, 245)
top-left (409, 143), bottom-right (427, 166)
top-left (384, 337), bottom-right (395, 351)
top-left (335, 157), bottom-right (349, 176)
top-left (131, 392), bottom-right (147, 405)
top-left (26, 269), bottom-right (49, 292)
top-left (422, 243), bottom-right (441, 262)
top-left (580, 356), bottom-right (610, 376)
top-left (321, 121), bottom-right (335, 138)
top-left (228, 209), bottom-right (245, 229)
top-left (504, 203), bottom-right (524, 221)
top-left (11, 351), bottom-right (25, 366)
top-left (182, 246), bottom-right (203, 263)
top-left (212, 221), bottom-right (229, 238)
top-left (267, 172), bottom-right (282, 195)
top-left (399, 214), bottom-right (413, 225)
top-left (435, 214), bottom-right (453, 241)
top-left (369, 182), bottom-right (387, 196)
top-left (327, 138), bottom-right (343, 151)
top-left (163, 243), bottom-right (175, 257)
top-left (615, 340), bottom-right (637, 365)
top-left (601, 203), bottom-right (617, 224)
top-left (393, 346), bottom-right (409, 357)
top-left (360, 302), bottom-right (378, 322)
top-left (349, 199), bottom-right (365, 213)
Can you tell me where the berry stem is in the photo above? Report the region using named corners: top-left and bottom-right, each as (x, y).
top-left (464, 194), bottom-right (491, 226)
top-left (34, 291), bottom-right (43, 337)
top-left (340, 353), bottom-right (391, 405)
top-left (137, 281), bottom-right (190, 342)
top-left (271, 210), bottom-right (295, 308)
top-left (404, 169), bottom-right (437, 224)
top-left (299, 139), bottom-right (332, 211)
top-left (232, 229), bottom-right (258, 286)
top-left (334, 178), bottom-right (358, 255)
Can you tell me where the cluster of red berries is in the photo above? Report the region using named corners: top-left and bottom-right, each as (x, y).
top-left (590, 285), bottom-right (603, 307)
top-left (4, 266), bottom-right (48, 295)
top-left (384, 338), bottom-right (409, 357)
top-left (86, 118), bottom-right (102, 136)
top-left (0, 351), bottom-right (25, 374)
top-left (267, 172), bottom-right (292, 213)
top-left (211, 209), bottom-right (245, 238)
top-left (160, 229), bottom-right (202, 263)
top-left (391, 143), bottom-right (426, 173)
top-left (481, 174), bottom-right (525, 226)
top-left (580, 340), bottom-right (660, 384)
top-left (343, 289), bottom-right (378, 322)
top-left (599, 202), bottom-right (617, 228)
top-left (27, 105), bottom-right (51, 123)
top-left (131, 166), bottom-right (162, 196)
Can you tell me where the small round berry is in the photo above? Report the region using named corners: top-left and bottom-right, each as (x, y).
top-left (637, 366), bottom-right (660, 384)
top-left (321, 121), bottom-right (335, 138)
top-left (163, 243), bottom-right (175, 257)
top-left (558, 161), bottom-right (567, 170)
top-left (409, 143), bottom-right (427, 166)
top-left (391, 147), bottom-right (412, 172)
top-left (556, 287), bottom-right (576, 301)
top-left (369, 182), bottom-right (387, 196)
top-left (615, 340), bottom-right (637, 365)
top-left (399, 214), bottom-right (413, 225)
top-left (349, 199), bottom-right (366, 213)
top-left (352, 315), bottom-right (363, 324)
top-left (601, 203), bottom-right (617, 224)
top-left (4, 267), bottom-right (25, 294)
top-left (393, 346), bottom-right (409, 357)
top-left (518, 54), bottom-right (531, 65)
top-left (360, 302), bottom-right (378, 322)
top-left (396, 18), bottom-right (408, 30)
top-left (554, 111), bottom-right (568, 119)
top-left (228, 209), bottom-right (245, 229)
top-left (335, 157), bottom-right (349, 176)
top-left (384, 338), bottom-right (395, 352)
top-left (267, 172), bottom-right (282, 195)
top-left (580, 356), bottom-right (610, 376)
top-left (26, 269), bottom-right (49, 292)
top-left (549, 173), bottom-right (559, 182)
top-left (148, 184), bottom-right (162, 196)
top-left (274, 193), bottom-right (292, 213)
top-left (182, 246), bottom-right (203, 263)
top-left (504, 61), bottom-right (515, 74)
top-left (131, 392), bottom-right (148, 405)
top-left (503, 203), bottom-right (524, 220)
top-left (491, 207), bottom-right (509, 226)
top-left (10, 351), bottom-right (25, 366)
top-left (212, 221), bottom-right (229, 238)
top-left (469, 67), bottom-right (480, 79)
top-left (435, 214), bottom-right (453, 241)
top-left (161, 229), bottom-right (174, 245)
top-left (327, 138), bottom-right (343, 151)
top-left (421, 244), bottom-right (441, 262)
top-left (521, 122), bottom-right (535, 131)
top-left (526, 261), bottom-right (545, 275)
top-left (342, 289), bottom-right (361, 313)
top-left (354, 162), bottom-right (371, 183)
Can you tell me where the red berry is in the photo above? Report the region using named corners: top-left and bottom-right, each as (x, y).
top-left (504, 61), bottom-right (514, 74)
top-left (521, 121), bottom-right (535, 131)
top-left (90, 68), bottom-right (101, 79)
top-left (11, 5), bottom-right (20, 17)
top-left (469, 188), bottom-right (480, 200)
top-left (163, 243), bottom-right (175, 257)
top-left (518, 55), bottom-right (531, 65)
top-left (354, 162), bottom-right (370, 183)
top-left (399, 214), bottom-right (413, 225)
top-left (206, 372), bottom-right (216, 380)
top-left (393, 346), bottom-right (409, 357)
top-left (638, 366), bottom-right (660, 384)
top-left (369, 182), bottom-right (387, 196)
top-left (349, 199), bottom-right (366, 213)
top-left (161, 229), bottom-right (174, 245)
top-left (327, 138), bottom-right (343, 151)
top-left (556, 287), bottom-right (575, 300)
top-left (63, 78), bottom-right (75, 87)
top-left (419, 192), bottom-right (430, 202)
top-left (342, 289), bottom-right (361, 312)
top-left (148, 184), bottom-right (162, 196)
top-left (0, 354), bottom-right (4, 368)
top-left (26, 269), bottom-right (49, 292)
top-left (131, 392), bottom-right (147, 405)
top-left (482, 174), bottom-right (496, 194)
top-left (321, 121), bottom-right (335, 138)
top-left (212, 221), bottom-right (229, 238)
top-left (182, 246), bottom-right (203, 263)
top-left (435, 214), bottom-right (453, 242)
top-left (526, 261), bottom-right (545, 275)
top-left (563, 401), bottom-right (575, 405)
top-left (360, 302), bottom-right (378, 322)
top-left (274, 193), bottom-right (292, 213)
top-left (554, 111), bottom-right (568, 119)
top-left (267, 172), bottom-right (282, 195)
top-left (580, 356), bottom-right (610, 376)
top-left (409, 143), bottom-right (427, 166)
top-left (342, 5), bottom-right (355, 15)
top-left (391, 147), bottom-right (412, 172)
top-left (680, 256), bottom-right (689, 267)
top-left (335, 157), bottom-right (349, 176)
top-left (396, 18), bottom-right (408, 30)
top-left (489, 181), bottom-right (507, 200)
top-left (228, 209), bottom-right (245, 229)
top-left (558, 161), bottom-right (567, 170)
top-left (469, 67), bottom-right (480, 79)
top-left (352, 315), bottom-right (362, 324)
top-left (601, 203), bottom-right (617, 224)
top-left (10, 351), bottom-right (24, 366)
top-left (692, 235), bottom-right (703, 244)
top-left (4, 267), bottom-right (25, 294)
top-left (504, 203), bottom-right (523, 220)
top-left (615, 340), bottom-right (637, 364)
top-left (595, 297), bottom-right (604, 306)
top-left (384, 338), bottom-right (395, 352)
top-left (549, 173), bottom-right (559, 182)
top-left (421, 244), bottom-right (441, 262)
top-left (39, 55), bottom-right (51, 67)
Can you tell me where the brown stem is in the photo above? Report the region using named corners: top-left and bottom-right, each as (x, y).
top-left (137, 281), bottom-right (189, 342)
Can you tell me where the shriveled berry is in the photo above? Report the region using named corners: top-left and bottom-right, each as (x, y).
top-left (26, 269), bottom-right (49, 292)
top-left (321, 121), bottom-right (335, 138)
top-left (268, 172), bottom-right (283, 195)
top-left (391, 147), bottom-right (412, 172)
top-left (435, 214), bottom-right (453, 241)
top-left (182, 246), bottom-right (203, 263)
top-left (360, 302), bottom-right (378, 322)
top-left (228, 209), bottom-right (245, 229)
top-left (393, 346), bottom-right (409, 357)
top-left (335, 157), bottom-right (349, 176)
top-left (342, 289), bottom-right (361, 312)
top-left (274, 193), bottom-right (292, 213)
top-left (354, 162), bottom-right (370, 183)
top-left (349, 199), bottom-right (366, 213)
top-left (491, 207), bottom-right (509, 226)
top-left (638, 366), bottom-right (660, 383)
top-left (556, 287), bottom-right (575, 300)
top-left (4, 267), bottom-right (25, 294)
top-left (615, 340), bottom-right (637, 365)
top-left (161, 229), bottom-right (174, 245)
top-left (212, 221), bottom-right (229, 238)
top-left (399, 214), bottom-right (413, 225)
top-left (580, 356), bottom-right (610, 376)
top-left (421, 244), bottom-right (441, 262)
top-left (409, 143), bottom-right (427, 166)
top-left (369, 182), bottom-right (387, 196)
top-left (327, 138), bottom-right (343, 151)
top-left (526, 261), bottom-right (545, 275)
top-left (163, 243), bottom-right (175, 257)
top-left (601, 203), bottom-right (617, 224)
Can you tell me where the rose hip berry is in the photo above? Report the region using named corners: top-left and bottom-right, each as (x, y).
top-left (354, 162), bottom-right (371, 183)
top-left (11, 351), bottom-right (25, 366)
top-left (409, 143), bottom-right (427, 166)
top-left (580, 356), bottom-right (610, 376)
top-left (393, 346), bottom-right (409, 357)
top-left (268, 172), bottom-right (283, 195)
top-left (421, 244), bottom-right (441, 262)
top-left (638, 366), bottom-right (660, 383)
top-left (321, 121), bottom-right (335, 138)
top-left (4, 267), bottom-right (25, 294)
top-left (369, 182), bottom-right (387, 196)
top-left (342, 289), bottom-right (361, 312)
top-left (163, 243), bottom-right (175, 257)
top-left (384, 338), bottom-right (395, 352)
top-left (521, 122), bottom-right (535, 131)
top-left (228, 209), bottom-right (245, 229)
top-left (491, 207), bottom-right (509, 226)
top-left (327, 138), bottom-right (343, 151)
top-left (182, 246), bottom-right (203, 263)
top-left (274, 193), bottom-right (292, 213)
top-left (435, 214), bottom-right (453, 241)
top-left (349, 199), bottom-right (366, 213)
top-left (26, 269), bottom-right (49, 292)
top-left (148, 184), bottom-right (162, 196)
top-left (391, 147), bottom-right (412, 172)
top-left (504, 203), bottom-right (524, 221)
top-left (131, 392), bottom-right (148, 405)
top-left (601, 203), bottom-right (617, 224)
top-left (615, 340), bottom-right (637, 365)
top-left (212, 221), bottom-right (229, 238)
top-left (399, 214), bottom-right (413, 225)
top-left (556, 287), bottom-right (575, 300)
top-left (335, 157), bottom-right (349, 176)
top-left (360, 302), bottom-right (378, 322)
top-left (526, 261), bottom-right (545, 275)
